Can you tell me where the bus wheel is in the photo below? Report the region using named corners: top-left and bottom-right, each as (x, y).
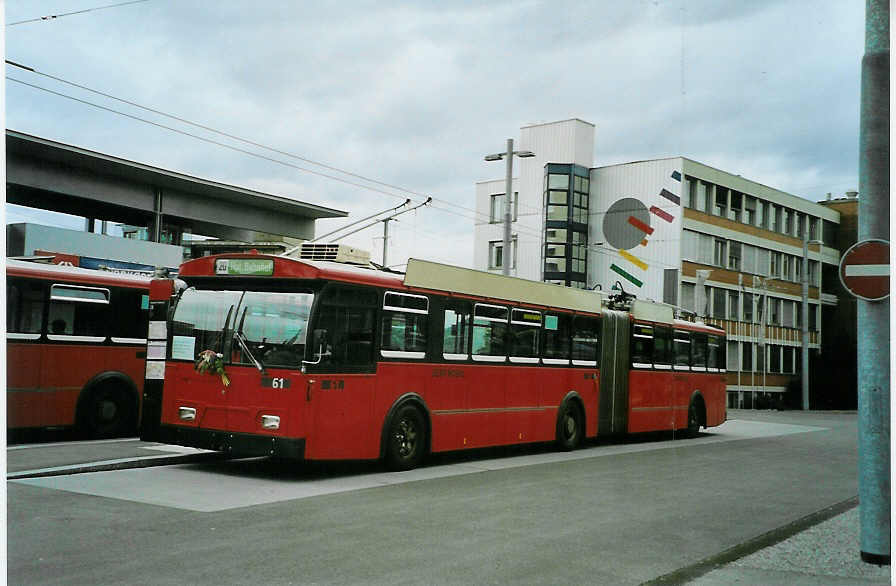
top-left (80, 383), bottom-right (135, 439)
top-left (556, 401), bottom-right (583, 451)
top-left (385, 404), bottom-right (426, 471)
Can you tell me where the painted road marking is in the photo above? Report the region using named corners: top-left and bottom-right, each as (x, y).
top-left (11, 420), bottom-right (825, 513)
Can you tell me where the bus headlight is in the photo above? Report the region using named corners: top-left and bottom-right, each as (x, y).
top-left (261, 415), bottom-right (281, 430)
top-left (178, 407), bottom-right (196, 421)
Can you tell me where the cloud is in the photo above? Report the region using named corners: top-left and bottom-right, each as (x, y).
top-left (5, 0), bottom-right (865, 268)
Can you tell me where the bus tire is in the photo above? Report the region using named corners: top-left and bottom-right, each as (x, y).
top-left (685, 395), bottom-right (705, 438)
top-left (385, 404), bottom-right (426, 471)
top-left (78, 380), bottom-right (137, 439)
top-left (556, 400), bottom-right (583, 451)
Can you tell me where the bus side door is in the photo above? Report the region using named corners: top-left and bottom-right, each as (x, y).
top-left (308, 286), bottom-right (378, 460)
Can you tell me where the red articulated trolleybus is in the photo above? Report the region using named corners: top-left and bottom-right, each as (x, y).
top-left (140, 245), bottom-right (726, 470)
top-left (7, 259), bottom-right (151, 437)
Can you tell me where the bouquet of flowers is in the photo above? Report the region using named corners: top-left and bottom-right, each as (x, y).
top-left (195, 349), bottom-right (231, 386)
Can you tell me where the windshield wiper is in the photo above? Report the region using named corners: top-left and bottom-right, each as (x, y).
top-left (235, 306), bottom-right (265, 373)
top-left (234, 331), bottom-right (265, 373)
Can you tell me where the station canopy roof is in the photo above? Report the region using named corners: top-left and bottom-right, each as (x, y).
top-left (6, 130), bottom-right (347, 241)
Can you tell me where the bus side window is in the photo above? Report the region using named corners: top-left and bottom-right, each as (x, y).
top-left (443, 300), bottom-right (471, 360)
top-left (472, 304), bottom-right (508, 362)
top-left (673, 330), bottom-right (691, 370)
top-left (542, 313), bottom-right (571, 363)
top-left (111, 288), bottom-right (150, 342)
top-left (48, 284), bottom-right (109, 339)
top-left (653, 326), bottom-right (673, 369)
top-left (631, 324), bottom-right (654, 368)
top-left (7, 278), bottom-right (45, 336)
top-left (509, 308), bottom-right (541, 363)
top-left (315, 285), bottom-right (377, 371)
top-left (691, 333), bottom-right (708, 371)
top-left (572, 315), bottom-right (599, 365)
top-left (707, 335), bottom-right (723, 371)
top-left (381, 291), bottom-right (428, 359)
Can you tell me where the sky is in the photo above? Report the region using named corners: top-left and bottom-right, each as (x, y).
top-left (4, 0), bottom-right (866, 269)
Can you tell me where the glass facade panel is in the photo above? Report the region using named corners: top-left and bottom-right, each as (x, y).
top-left (548, 174), bottom-right (569, 189)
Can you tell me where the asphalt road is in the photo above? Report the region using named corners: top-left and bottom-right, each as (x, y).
top-left (8, 410), bottom-right (859, 585)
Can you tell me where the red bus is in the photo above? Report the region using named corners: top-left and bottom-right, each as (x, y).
top-left (140, 250), bottom-right (726, 470)
top-left (6, 259), bottom-right (151, 438)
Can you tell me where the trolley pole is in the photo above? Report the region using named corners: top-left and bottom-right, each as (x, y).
top-left (857, 0), bottom-right (889, 565)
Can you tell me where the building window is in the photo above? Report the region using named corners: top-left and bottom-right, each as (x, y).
top-left (714, 187), bottom-right (727, 217)
top-left (770, 252), bottom-right (780, 277)
top-left (769, 345), bottom-right (781, 373)
top-left (783, 346), bottom-right (795, 374)
top-left (809, 217), bottom-right (819, 241)
top-left (728, 242), bottom-right (742, 271)
top-left (742, 342), bottom-right (753, 372)
top-left (782, 300), bottom-right (794, 327)
top-left (729, 191), bottom-right (742, 222)
top-left (728, 290), bottom-right (739, 320)
top-left (712, 287), bottom-right (726, 319)
top-left (783, 208), bottom-right (793, 235)
top-left (744, 196), bottom-right (756, 225)
top-left (546, 228), bottom-right (567, 243)
top-left (809, 304), bottom-right (818, 331)
top-left (547, 204), bottom-right (568, 221)
top-left (681, 282), bottom-right (695, 312)
top-left (727, 340), bottom-right (739, 371)
top-left (743, 292), bottom-right (754, 322)
top-left (547, 174), bottom-right (569, 190)
top-left (781, 255), bottom-right (791, 281)
top-left (488, 238), bottom-right (517, 270)
top-left (489, 192), bottom-right (518, 223)
top-left (714, 239), bottom-right (727, 267)
top-left (768, 298), bottom-right (780, 325)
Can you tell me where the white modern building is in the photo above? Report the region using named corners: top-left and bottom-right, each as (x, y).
top-left (474, 119), bottom-right (842, 408)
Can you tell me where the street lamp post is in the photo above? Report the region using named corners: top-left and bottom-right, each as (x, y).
top-left (485, 139), bottom-right (535, 276)
top-left (801, 234), bottom-right (824, 411)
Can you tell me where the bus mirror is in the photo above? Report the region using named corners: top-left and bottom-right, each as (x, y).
top-left (302, 329), bottom-right (331, 373)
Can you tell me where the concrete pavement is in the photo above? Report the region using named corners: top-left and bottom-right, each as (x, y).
top-left (7, 411), bottom-right (890, 585)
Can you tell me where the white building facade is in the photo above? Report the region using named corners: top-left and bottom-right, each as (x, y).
top-left (473, 119), bottom-right (842, 408)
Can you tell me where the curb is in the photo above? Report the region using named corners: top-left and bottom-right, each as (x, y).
top-left (642, 496), bottom-right (861, 585)
top-left (7, 451), bottom-right (232, 480)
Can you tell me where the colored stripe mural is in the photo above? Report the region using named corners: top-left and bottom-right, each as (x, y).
top-left (601, 171), bottom-right (682, 290)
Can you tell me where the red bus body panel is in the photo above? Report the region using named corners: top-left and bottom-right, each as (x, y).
top-left (6, 260), bottom-right (150, 430)
top-left (156, 253), bottom-right (727, 462)
top-left (160, 360), bottom-right (606, 460)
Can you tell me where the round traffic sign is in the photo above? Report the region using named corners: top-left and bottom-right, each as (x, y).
top-left (839, 239), bottom-right (890, 301)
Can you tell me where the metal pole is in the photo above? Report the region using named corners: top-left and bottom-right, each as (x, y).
top-left (801, 229), bottom-right (810, 410)
top-left (857, 0), bottom-right (890, 565)
top-left (738, 274), bottom-right (743, 393)
top-left (502, 138), bottom-right (514, 276)
top-left (382, 218), bottom-right (390, 268)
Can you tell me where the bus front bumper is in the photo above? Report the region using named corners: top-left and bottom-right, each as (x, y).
top-left (158, 424), bottom-right (305, 460)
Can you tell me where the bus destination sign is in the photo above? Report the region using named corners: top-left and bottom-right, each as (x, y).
top-left (215, 258), bottom-right (275, 276)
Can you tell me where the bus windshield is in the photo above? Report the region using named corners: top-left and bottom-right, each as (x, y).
top-left (170, 288), bottom-right (314, 369)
